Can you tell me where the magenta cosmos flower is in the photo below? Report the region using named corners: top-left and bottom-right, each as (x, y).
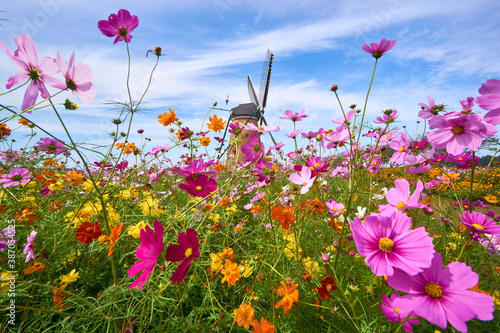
top-left (34, 137), bottom-right (69, 155)
top-left (460, 211), bottom-right (500, 235)
top-left (387, 253), bottom-right (495, 332)
top-left (279, 109), bottom-right (309, 122)
top-left (128, 219), bottom-right (164, 290)
top-left (165, 228), bottom-right (200, 284)
top-left (178, 174), bottom-right (217, 197)
top-left (0, 34), bottom-right (64, 112)
top-left (56, 51), bottom-right (96, 103)
top-left (476, 79), bottom-right (500, 125)
top-left (23, 230), bottom-right (37, 263)
top-left (362, 38), bottom-right (396, 58)
top-left (380, 293), bottom-right (419, 332)
top-left (98, 9), bottom-right (139, 44)
top-left (378, 179), bottom-right (424, 215)
top-left (427, 113), bottom-right (496, 155)
top-left (326, 199), bottom-right (344, 216)
top-left (0, 167), bottom-right (31, 188)
top-left (350, 212), bottom-right (435, 276)
top-left (241, 132), bottom-right (265, 163)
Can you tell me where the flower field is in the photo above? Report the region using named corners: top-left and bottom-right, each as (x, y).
top-left (1, 9), bottom-right (500, 333)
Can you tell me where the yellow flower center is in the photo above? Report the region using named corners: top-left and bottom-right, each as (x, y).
top-left (396, 201), bottom-right (406, 210)
top-left (452, 126), bottom-right (464, 135)
top-left (425, 282), bottom-right (443, 298)
top-left (195, 186), bottom-right (203, 191)
top-left (472, 223), bottom-right (485, 230)
top-left (184, 248), bottom-right (193, 259)
top-left (399, 146), bottom-right (405, 152)
top-left (394, 307), bottom-right (401, 315)
top-left (379, 237), bottom-right (394, 252)
top-left (258, 126), bottom-right (264, 130)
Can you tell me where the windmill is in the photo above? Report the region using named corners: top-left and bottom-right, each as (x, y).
top-left (224, 49), bottom-right (279, 167)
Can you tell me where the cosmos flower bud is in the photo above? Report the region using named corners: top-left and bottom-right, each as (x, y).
top-left (64, 99), bottom-right (79, 110)
top-left (330, 84), bottom-right (338, 92)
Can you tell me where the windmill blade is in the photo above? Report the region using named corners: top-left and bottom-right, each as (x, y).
top-left (247, 75), bottom-right (260, 107)
top-left (259, 50), bottom-right (274, 109)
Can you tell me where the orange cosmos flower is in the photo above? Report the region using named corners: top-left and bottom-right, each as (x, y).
top-left (274, 280), bottom-right (299, 314)
top-left (200, 136), bottom-right (210, 146)
top-left (0, 124), bottom-right (11, 139)
top-left (270, 204), bottom-right (296, 229)
top-left (99, 224), bottom-right (125, 256)
top-left (252, 317), bottom-right (276, 333)
top-left (52, 284), bottom-right (69, 311)
top-left (158, 108), bottom-right (179, 126)
top-left (233, 303), bottom-right (255, 329)
top-left (207, 115), bottom-right (226, 133)
top-left (18, 118), bottom-right (32, 126)
top-left (65, 170), bottom-right (84, 186)
top-left (23, 261), bottom-right (47, 275)
top-left (221, 260), bottom-right (241, 286)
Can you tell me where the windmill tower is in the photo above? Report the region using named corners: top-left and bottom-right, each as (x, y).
top-left (226, 50), bottom-right (277, 168)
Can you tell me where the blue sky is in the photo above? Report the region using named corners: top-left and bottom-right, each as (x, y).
top-left (1, 0), bottom-right (500, 165)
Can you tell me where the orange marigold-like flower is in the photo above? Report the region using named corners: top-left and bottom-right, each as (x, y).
top-left (207, 115), bottom-right (226, 133)
top-left (221, 260), bottom-right (241, 286)
top-left (233, 303), bottom-right (255, 329)
top-left (274, 280), bottom-right (299, 314)
top-left (158, 108), bottom-right (179, 126)
top-left (252, 317), bottom-right (276, 333)
top-left (271, 204), bottom-right (296, 229)
top-left (200, 136), bottom-right (210, 146)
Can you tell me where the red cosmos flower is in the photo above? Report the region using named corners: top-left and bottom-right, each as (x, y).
top-left (362, 38), bottom-right (396, 59)
top-left (178, 174), bottom-right (217, 197)
top-left (315, 276), bottom-right (337, 299)
top-left (74, 222), bottom-right (102, 244)
top-left (98, 9), bottom-right (139, 44)
top-left (165, 228), bottom-right (200, 284)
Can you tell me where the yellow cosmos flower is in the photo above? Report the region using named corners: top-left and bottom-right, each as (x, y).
top-left (59, 269), bottom-right (80, 284)
top-left (128, 221), bottom-right (147, 238)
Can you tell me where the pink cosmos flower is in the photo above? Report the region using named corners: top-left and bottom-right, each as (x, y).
top-left (178, 175), bottom-right (217, 197)
top-left (0, 227), bottom-right (17, 252)
top-left (374, 109), bottom-right (399, 124)
top-left (389, 133), bottom-right (410, 164)
top-left (378, 179), bottom-right (424, 215)
top-left (242, 122), bottom-right (279, 133)
top-left (279, 109), bottom-right (309, 122)
top-left (0, 167), bottom-right (31, 188)
top-left (361, 38), bottom-right (396, 58)
top-left (146, 144), bottom-right (170, 156)
top-left (387, 253), bottom-right (495, 332)
top-left (459, 211), bottom-right (500, 235)
top-left (380, 293), bottom-right (419, 332)
top-left (427, 113), bottom-right (497, 155)
top-left (98, 9), bottom-right (139, 44)
top-left (285, 129), bottom-right (302, 138)
top-left (56, 51), bottom-right (96, 103)
top-left (23, 230), bottom-right (37, 263)
top-left (476, 79), bottom-right (500, 125)
top-left (418, 96), bottom-right (439, 119)
top-left (128, 219), bottom-right (164, 290)
top-left (0, 34), bottom-right (64, 112)
top-left (288, 166), bottom-right (316, 194)
top-left (350, 212), bottom-right (435, 276)
top-left (332, 109), bottom-right (355, 125)
top-left (326, 199), bottom-right (344, 216)
top-left (165, 228), bottom-right (200, 284)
